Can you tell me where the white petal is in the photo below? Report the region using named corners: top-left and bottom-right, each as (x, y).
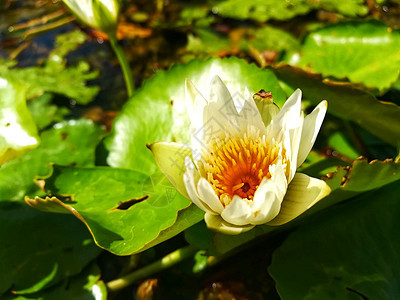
top-left (268, 89), bottom-right (303, 182)
top-left (271, 154), bottom-right (288, 196)
top-left (183, 158), bottom-right (216, 215)
top-left (197, 177), bottom-right (224, 214)
top-left (209, 75), bottom-right (235, 111)
top-left (250, 178), bottom-right (283, 225)
top-left (185, 79), bottom-right (207, 130)
top-left (297, 100), bottom-right (328, 167)
top-left (186, 79), bottom-right (208, 160)
top-left (204, 213), bottom-right (255, 235)
top-left (149, 142), bottom-right (191, 199)
top-left (250, 158), bottom-right (287, 224)
top-left (202, 76), bottom-right (239, 139)
top-left (267, 173), bottom-right (331, 226)
top-left (287, 112), bottom-right (304, 182)
top-left (269, 89), bottom-right (302, 138)
top-left (221, 195), bottom-right (253, 226)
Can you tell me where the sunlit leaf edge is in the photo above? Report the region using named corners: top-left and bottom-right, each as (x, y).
top-left (25, 165), bottom-right (204, 255)
top-left (272, 64), bottom-right (400, 147)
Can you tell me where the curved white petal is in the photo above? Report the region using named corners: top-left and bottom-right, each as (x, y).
top-left (287, 112), bottom-right (304, 182)
top-left (185, 79), bottom-right (208, 131)
top-left (183, 158), bottom-right (216, 214)
top-left (186, 79), bottom-right (208, 160)
top-left (205, 212), bottom-right (255, 235)
top-left (197, 177), bottom-right (224, 214)
top-left (297, 100), bottom-right (328, 167)
top-left (221, 195), bottom-right (253, 226)
top-left (268, 89), bottom-right (303, 182)
top-left (202, 76), bottom-right (239, 140)
top-left (269, 89), bottom-right (302, 139)
top-left (149, 142), bottom-right (191, 199)
top-left (267, 173), bottom-right (331, 226)
top-left (269, 155), bottom-right (288, 195)
top-left (209, 75), bottom-right (235, 109)
top-left (250, 178), bottom-right (283, 225)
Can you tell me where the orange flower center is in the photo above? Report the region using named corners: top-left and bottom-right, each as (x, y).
top-left (201, 130), bottom-right (288, 207)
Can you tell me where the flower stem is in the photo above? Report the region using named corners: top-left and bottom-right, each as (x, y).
top-left (109, 35), bottom-right (135, 97)
top-left (106, 245), bottom-right (197, 292)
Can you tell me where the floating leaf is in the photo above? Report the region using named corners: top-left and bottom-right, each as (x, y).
top-left (27, 166), bottom-right (204, 255)
top-left (269, 181), bottom-right (400, 299)
top-left (0, 76), bottom-right (39, 165)
top-left (212, 0), bottom-right (368, 22)
top-left (179, 6), bottom-right (214, 27)
top-left (296, 20), bottom-right (400, 90)
top-left (273, 65), bottom-right (400, 147)
top-left (0, 30), bottom-right (99, 103)
top-left (27, 93), bottom-right (70, 130)
top-left (0, 119), bottom-right (104, 201)
top-left (329, 157), bottom-right (400, 192)
top-left (0, 202), bottom-right (101, 295)
top-left (328, 132), bottom-right (360, 160)
top-left (186, 29), bottom-right (232, 57)
top-left (248, 25), bottom-right (300, 53)
top-left (4, 263), bottom-right (107, 300)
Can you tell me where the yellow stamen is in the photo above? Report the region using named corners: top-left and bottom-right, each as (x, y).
top-left (203, 127), bottom-right (289, 206)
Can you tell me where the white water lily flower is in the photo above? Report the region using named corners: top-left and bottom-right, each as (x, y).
top-left (150, 76), bottom-right (331, 234)
top-left (63, 0), bottom-right (119, 34)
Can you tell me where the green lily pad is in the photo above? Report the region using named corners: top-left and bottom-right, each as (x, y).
top-left (0, 76), bottom-right (39, 165)
top-left (5, 263), bottom-right (107, 300)
top-left (27, 93), bottom-right (70, 130)
top-left (269, 180), bottom-right (400, 299)
top-left (211, 0), bottom-right (368, 22)
top-left (186, 29), bottom-right (231, 57)
top-left (27, 165), bottom-right (204, 255)
top-left (248, 25), bottom-right (300, 53)
top-left (0, 119), bottom-right (104, 201)
top-left (273, 65), bottom-right (400, 147)
top-left (296, 20), bottom-right (400, 91)
top-left (329, 157), bottom-right (400, 192)
top-left (0, 30), bottom-right (99, 104)
top-left (185, 25), bottom-right (299, 62)
top-left (105, 57), bottom-right (285, 172)
top-left (0, 202), bottom-right (101, 295)
top-left (328, 132), bottom-right (360, 160)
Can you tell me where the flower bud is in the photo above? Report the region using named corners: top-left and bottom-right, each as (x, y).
top-left (92, 0), bottom-right (119, 35)
top-left (253, 89), bottom-right (280, 127)
top-left (62, 0), bottom-right (119, 36)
